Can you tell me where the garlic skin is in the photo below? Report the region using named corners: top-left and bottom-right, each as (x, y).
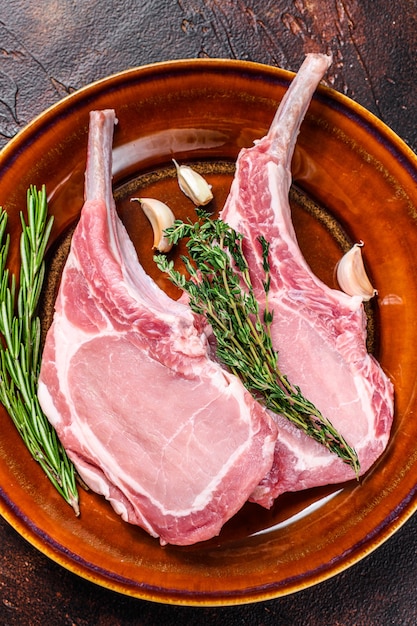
top-left (336, 242), bottom-right (377, 301)
top-left (131, 197), bottom-right (175, 253)
top-left (173, 159), bottom-right (213, 206)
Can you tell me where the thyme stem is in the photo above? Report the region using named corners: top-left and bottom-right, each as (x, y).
top-left (156, 211), bottom-right (360, 476)
top-left (0, 186), bottom-right (79, 514)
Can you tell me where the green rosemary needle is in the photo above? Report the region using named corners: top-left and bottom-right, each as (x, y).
top-left (155, 210), bottom-right (360, 476)
top-left (0, 185), bottom-right (79, 514)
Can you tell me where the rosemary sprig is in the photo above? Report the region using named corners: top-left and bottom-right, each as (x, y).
top-left (0, 185), bottom-right (79, 514)
top-left (155, 210), bottom-right (360, 476)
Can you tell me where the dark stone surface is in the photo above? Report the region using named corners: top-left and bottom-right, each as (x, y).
top-left (1, 2), bottom-right (416, 624)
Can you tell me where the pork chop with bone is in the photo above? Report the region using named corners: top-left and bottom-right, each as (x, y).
top-left (219, 53), bottom-right (394, 507)
top-left (37, 109), bottom-right (277, 546)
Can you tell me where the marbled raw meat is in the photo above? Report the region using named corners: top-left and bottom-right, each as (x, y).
top-left (38, 109), bottom-right (277, 544)
top-left (219, 53), bottom-right (394, 507)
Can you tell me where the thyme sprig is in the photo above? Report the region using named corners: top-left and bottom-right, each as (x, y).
top-left (155, 210), bottom-right (360, 476)
top-left (0, 186), bottom-right (79, 513)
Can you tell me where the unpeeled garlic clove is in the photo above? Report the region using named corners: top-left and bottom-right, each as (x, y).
top-left (131, 197), bottom-right (175, 252)
top-left (173, 159), bottom-right (213, 206)
top-left (336, 242), bottom-right (377, 301)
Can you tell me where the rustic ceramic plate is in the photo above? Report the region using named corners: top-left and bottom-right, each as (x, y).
top-left (0, 59), bottom-right (417, 606)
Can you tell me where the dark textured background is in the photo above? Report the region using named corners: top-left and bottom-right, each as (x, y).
top-left (1, 2), bottom-right (417, 624)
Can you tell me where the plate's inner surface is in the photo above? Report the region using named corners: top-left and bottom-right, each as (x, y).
top-left (39, 158), bottom-right (377, 547)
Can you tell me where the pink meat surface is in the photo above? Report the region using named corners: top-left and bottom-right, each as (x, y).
top-left (38, 109), bottom-right (277, 545)
top-left (219, 53), bottom-right (394, 507)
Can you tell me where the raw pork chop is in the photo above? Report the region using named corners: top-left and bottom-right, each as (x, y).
top-left (219, 53), bottom-right (394, 507)
top-left (38, 109), bottom-right (277, 545)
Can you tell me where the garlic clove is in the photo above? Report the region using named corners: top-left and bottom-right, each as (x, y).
top-left (131, 197), bottom-right (175, 252)
top-left (336, 242), bottom-right (377, 301)
top-left (173, 159), bottom-right (213, 206)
